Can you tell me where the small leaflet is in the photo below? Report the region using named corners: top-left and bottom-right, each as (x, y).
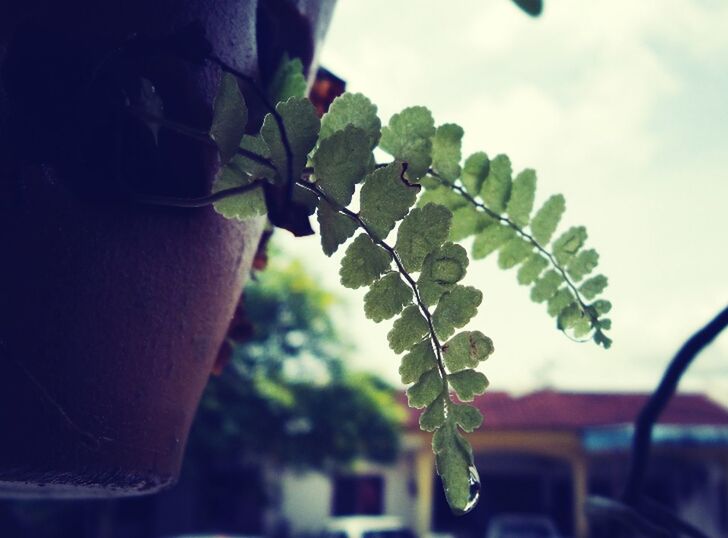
top-left (399, 340), bottom-right (438, 384)
top-left (431, 123), bottom-right (464, 181)
top-left (432, 285), bottom-right (483, 340)
top-left (320, 92), bottom-right (382, 149)
top-left (480, 154), bottom-right (512, 214)
top-left (339, 234), bottom-right (391, 289)
top-left (530, 194), bottom-right (566, 245)
top-left (506, 168), bottom-right (537, 228)
top-left (359, 163), bottom-right (420, 239)
top-left (379, 106), bottom-right (436, 180)
top-left (363, 272), bottom-right (412, 322)
top-left (394, 203), bottom-right (452, 273)
top-left (448, 369), bottom-right (489, 402)
top-left (210, 72), bottom-right (248, 164)
top-left (388, 305), bottom-right (429, 354)
top-left (318, 201), bottom-right (357, 257)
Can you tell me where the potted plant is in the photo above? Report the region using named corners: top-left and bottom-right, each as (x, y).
top-left (0, 0), bottom-right (611, 514)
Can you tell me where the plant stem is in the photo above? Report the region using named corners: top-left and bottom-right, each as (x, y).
top-left (136, 180), bottom-right (266, 208)
top-left (621, 304), bottom-right (728, 504)
top-left (294, 179), bottom-right (449, 385)
top-left (433, 172), bottom-right (600, 332)
top-left (208, 55), bottom-right (296, 204)
top-left (125, 105), bottom-right (275, 170)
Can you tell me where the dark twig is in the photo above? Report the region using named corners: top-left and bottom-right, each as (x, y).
top-left (207, 55), bottom-right (296, 203)
top-left (126, 105), bottom-right (275, 170)
top-left (431, 171), bottom-right (602, 335)
top-left (295, 177), bottom-right (449, 386)
top-left (622, 304), bottom-right (728, 504)
top-left (136, 180), bottom-right (266, 208)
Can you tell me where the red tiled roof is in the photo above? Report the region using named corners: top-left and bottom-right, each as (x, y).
top-left (402, 390), bottom-right (728, 431)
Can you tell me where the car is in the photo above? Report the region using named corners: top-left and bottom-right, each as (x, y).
top-left (485, 514), bottom-right (561, 538)
top-left (322, 516), bottom-right (416, 538)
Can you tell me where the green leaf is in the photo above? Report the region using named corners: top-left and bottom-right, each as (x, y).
top-left (433, 285), bottom-right (483, 340)
top-left (530, 194), bottom-right (565, 245)
top-left (399, 340), bottom-right (437, 384)
top-left (592, 299), bottom-right (612, 315)
top-left (418, 242), bottom-right (469, 306)
top-left (594, 330), bottom-right (613, 349)
top-left (449, 206), bottom-right (492, 242)
top-left (547, 288), bottom-right (575, 317)
top-left (567, 249), bottom-right (599, 282)
top-left (360, 163), bottom-right (420, 239)
top-left (448, 369), bottom-right (489, 401)
top-left (498, 236), bottom-right (533, 269)
top-left (261, 96), bottom-right (320, 183)
top-left (580, 275), bottom-right (608, 299)
top-left (507, 168), bottom-right (537, 227)
top-left (407, 368), bottom-right (444, 409)
top-left (418, 185), bottom-right (468, 211)
top-left (552, 226), bottom-right (587, 266)
top-left (388, 305), bottom-right (429, 354)
top-left (235, 135), bottom-right (275, 180)
top-left (313, 125), bottom-right (371, 206)
top-left (472, 225), bottom-right (515, 260)
top-left (420, 396), bottom-right (446, 432)
top-left (433, 421), bottom-right (476, 514)
top-left (211, 165), bottom-right (266, 219)
top-left (513, 0), bottom-right (543, 17)
top-left (480, 154), bottom-right (512, 214)
top-left (364, 272), bottom-right (412, 322)
top-left (517, 253), bottom-right (549, 285)
top-left (320, 92), bottom-right (381, 149)
top-left (317, 201), bottom-right (357, 256)
top-left (339, 234), bottom-right (391, 289)
top-left (431, 123), bottom-right (463, 181)
top-left (451, 404), bottom-right (483, 432)
top-left (461, 152), bottom-right (489, 196)
top-left (442, 331), bottom-right (494, 373)
top-left (395, 203), bottom-right (452, 273)
top-left (380, 106), bottom-right (436, 180)
top-left (267, 54), bottom-right (307, 103)
top-left (531, 270), bottom-right (562, 303)
top-left (210, 72), bottom-right (248, 164)
top-left (557, 303), bottom-right (588, 331)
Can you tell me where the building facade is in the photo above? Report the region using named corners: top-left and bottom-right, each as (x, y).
top-left (279, 390), bottom-right (728, 538)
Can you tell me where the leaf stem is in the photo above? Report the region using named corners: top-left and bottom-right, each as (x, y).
top-left (294, 178), bottom-right (450, 386)
top-left (136, 179), bottom-right (266, 208)
top-left (208, 55), bottom-right (296, 204)
top-left (431, 171), bottom-right (601, 335)
top-left (125, 105), bottom-right (276, 170)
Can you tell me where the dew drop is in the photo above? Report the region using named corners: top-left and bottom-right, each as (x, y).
top-left (451, 465), bottom-right (481, 516)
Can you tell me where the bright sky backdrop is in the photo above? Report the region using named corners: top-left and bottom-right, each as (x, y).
top-left (280, 0), bottom-right (728, 402)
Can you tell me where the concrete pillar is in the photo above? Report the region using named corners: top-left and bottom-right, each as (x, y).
top-left (414, 448), bottom-right (435, 537)
top-left (571, 455), bottom-right (589, 538)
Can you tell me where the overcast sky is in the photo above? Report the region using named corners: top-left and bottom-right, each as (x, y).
top-left (279, 0), bottom-right (728, 402)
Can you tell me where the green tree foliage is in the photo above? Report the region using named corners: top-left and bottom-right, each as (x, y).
top-left (189, 258), bottom-right (403, 468)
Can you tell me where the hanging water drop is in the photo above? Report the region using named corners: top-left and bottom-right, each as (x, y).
top-left (451, 464), bottom-right (481, 515)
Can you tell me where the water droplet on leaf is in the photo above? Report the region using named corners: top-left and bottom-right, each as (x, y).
top-left (451, 465), bottom-right (481, 515)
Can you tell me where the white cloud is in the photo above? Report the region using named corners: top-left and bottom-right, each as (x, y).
top-left (278, 0), bottom-right (728, 396)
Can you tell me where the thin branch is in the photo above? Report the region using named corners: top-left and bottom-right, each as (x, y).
top-left (126, 105), bottom-right (275, 170)
top-left (622, 304), bottom-right (728, 504)
top-left (432, 171), bottom-right (601, 332)
top-left (294, 178), bottom-right (449, 386)
top-left (207, 55), bottom-right (296, 203)
top-left (136, 180), bottom-right (266, 208)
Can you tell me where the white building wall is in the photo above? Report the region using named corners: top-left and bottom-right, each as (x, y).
top-left (280, 469), bottom-right (333, 535)
top-left (678, 462), bottom-right (725, 538)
